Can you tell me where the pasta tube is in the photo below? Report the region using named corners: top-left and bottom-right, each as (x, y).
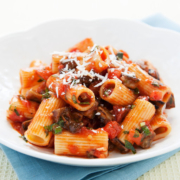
top-left (99, 79), bottom-right (136, 106)
top-left (47, 76), bottom-right (95, 111)
top-left (128, 63), bottom-right (171, 102)
top-left (150, 113), bottom-right (171, 141)
top-left (118, 99), bottom-right (155, 144)
top-left (55, 129), bottom-right (108, 158)
top-left (25, 95), bottom-right (66, 146)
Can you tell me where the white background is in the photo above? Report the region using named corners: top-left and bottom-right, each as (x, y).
top-left (0, 0), bottom-right (180, 36)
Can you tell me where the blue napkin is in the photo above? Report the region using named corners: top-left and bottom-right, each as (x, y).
top-left (1, 14), bottom-right (180, 180)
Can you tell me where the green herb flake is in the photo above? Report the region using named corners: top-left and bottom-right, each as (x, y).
top-left (133, 130), bottom-right (140, 138)
top-left (37, 78), bottom-right (44, 82)
top-left (141, 125), bottom-right (151, 136)
top-left (123, 131), bottom-right (129, 134)
top-left (125, 140), bottom-right (136, 154)
top-left (72, 95), bottom-right (77, 104)
top-left (135, 128), bottom-right (141, 132)
top-left (14, 107), bottom-right (20, 116)
top-left (42, 88), bottom-right (51, 99)
top-left (116, 52), bottom-right (123, 60)
top-left (133, 88), bottom-right (140, 95)
top-left (131, 105), bottom-right (135, 109)
top-left (19, 135), bottom-right (28, 142)
top-left (9, 104), bottom-right (12, 110)
top-left (54, 126), bottom-right (62, 134)
top-left (151, 81), bottom-right (159, 87)
top-left (87, 127), bottom-right (93, 130)
top-left (79, 102), bottom-right (90, 105)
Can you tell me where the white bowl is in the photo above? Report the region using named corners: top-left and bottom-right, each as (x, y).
top-left (0, 19), bottom-right (180, 167)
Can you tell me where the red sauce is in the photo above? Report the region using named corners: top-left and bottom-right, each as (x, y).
top-left (103, 86), bottom-right (114, 97)
top-left (104, 121), bottom-right (121, 139)
top-left (10, 121), bottom-right (24, 135)
top-left (78, 127), bottom-right (95, 136)
top-left (108, 69), bottom-right (121, 79)
top-left (8, 110), bottom-right (27, 122)
top-left (36, 66), bottom-right (53, 80)
top-left (58, 63), bottom-right (64, 71)
top-left (127, 129), bottom-right (142, 145)
top-left (68, 144), bottom-right (79, 154)
top-left (150, 90), bottom-right (163, 101)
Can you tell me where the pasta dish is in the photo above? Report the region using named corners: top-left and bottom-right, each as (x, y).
top-left (7, 38), bottom-right (175, 158)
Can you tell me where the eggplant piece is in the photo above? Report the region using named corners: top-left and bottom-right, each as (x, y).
top-left (22, 119), bottom-right (32, 131)
top-left (81, 101), bottom-right (98, 119)
top-left (52, 107), bottom-right (84, 133)
top-left (140, 132), bottom-right (156, 149)
top-left (110, 137), bottom-right (129, 153)
top-left (166, 93), bottom-right (175, 109)
top-left (89, 80), bottom-right (101, 96)
top-left (26, 89), bottom-right (42, 102)
top-left (97, 106), bottom-right (113, 124)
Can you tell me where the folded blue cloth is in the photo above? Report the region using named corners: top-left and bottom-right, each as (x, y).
top-left (1, 14), bottom-right (180, 180)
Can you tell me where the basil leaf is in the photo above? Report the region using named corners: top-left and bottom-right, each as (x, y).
top-left (14, 107), bottom-right (19, 116)
top-left (131, 105), bottom-right (135, 109)
top-left (72, 95), bottom-right (77, 104)
top-left (133, 88), bottom-right (140, 95)
top-left (116, 52), bottom-right (123, 60)
top-left (125, 140), bottom-right (136, 154)
top-left (123, 131), bottom-right (129, 134)
top-left (19, 135), bottom-right (28, 142)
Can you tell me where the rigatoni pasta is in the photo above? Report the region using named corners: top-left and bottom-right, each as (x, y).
top-left (7, 38), bottom-right (175, 158)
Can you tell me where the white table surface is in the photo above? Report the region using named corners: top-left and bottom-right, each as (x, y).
top-left (0, 0), bottom-right (180, 179)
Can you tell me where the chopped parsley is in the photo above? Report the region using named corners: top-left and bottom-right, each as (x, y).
top-left (72, 95), bottom-right (77, 104)
top-left (44, 119), bottom-right (64, 136)
top-left (116, 52), bottom-right (123, 60)
top-left (104, 89), bottom-right (112, 97)
top-left (131, 105), bottom-right (135, 109)
top-left (125, 140), bottom-right (136, 154)
top-left (133, 130), bottom-right (140, 138)
top-left (19, 135), bottom-right (28, 142)
top-left (141, 125), bottom-right (151, 136)
top-left (123, 131), bottom-right (129, 134)
top-left (37, 78), bottom-right (44, 82)
top-left (42, 88), bottom-right (51, 99)
top-left (133, 88), bottom-right (140, 95)
top-left (14, 107), bottom-right (19, 116)
top-left (140, 122), bottom-right (151, 136)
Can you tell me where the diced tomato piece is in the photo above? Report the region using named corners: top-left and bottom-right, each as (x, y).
top-left (68, 47), bottom-right (79, 52)
top-left (127, 130), bottom-right (142, 146)
top-left (21, 99), bottom-right (31, 109)
top-left (104, 121), bottom-right (121, 139)
top-left (58, 63), bottom-right (64, 71)
top-left (150, 90), bottom-right (163, 101)
top-left (108, 69), bottom-right (121, 79)
top-left (36, 66), bottom-right (53, 80)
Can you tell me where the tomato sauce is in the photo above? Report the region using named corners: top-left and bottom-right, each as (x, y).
top-left (104, 121), bottom-right (121, 139)
top-left (68, 144), bottom-right (79, 154)
top-left (10, 121), bottom-right (24, 135)
top-left (108, 69), bottom-right (121, 79)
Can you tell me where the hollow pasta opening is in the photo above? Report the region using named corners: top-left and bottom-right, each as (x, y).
top-left (154, 127), bottom-right (167, 135)
top-left (78, 92), bottom-right (91, 106)
top-left (103, 83), bottom-right (115, 97)
top-left (27, 134), bottom-right (45, 144)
